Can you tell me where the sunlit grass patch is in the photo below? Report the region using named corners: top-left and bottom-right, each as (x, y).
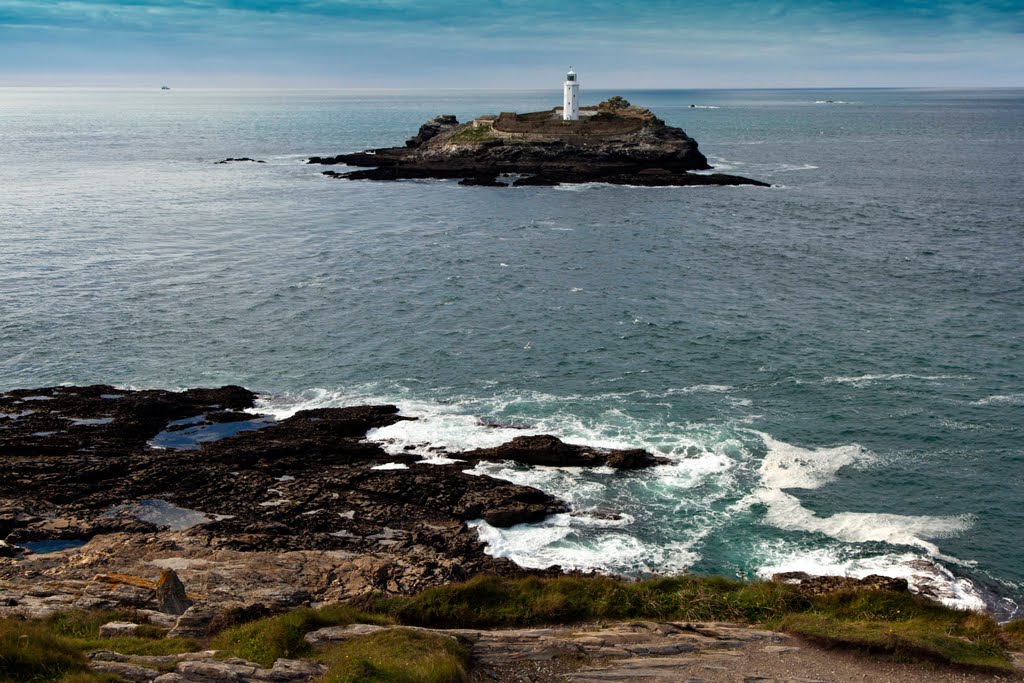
top-left (367, 574), bottom-right (808, 628)
top-left (212, 604), bottom-right (391, 668)
top-left (316, 628), bottom-right (468, 683)
top-left (780, 590), bottom-right (1012, 671)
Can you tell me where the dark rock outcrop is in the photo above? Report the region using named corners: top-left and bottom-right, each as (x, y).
top-left (772, 571), bottom-right (910, 595)
top-left (405, 114), bottom-right (460, 147)
top-left (215, 157), bottom-right (266, 164)
top-left (459, 175), bottom-right (507, 187)
top-left (156, 569), bottom-right (192, 615)
top-left (0, 385), bottom-right (572, 595)
top-left (461, 435), bottom-right (670, 470)
top-left (307, 97), bottom-right (768, 188)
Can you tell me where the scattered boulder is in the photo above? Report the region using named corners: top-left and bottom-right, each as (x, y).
top-left (304, 623), bottom-right (387, 647)
top-left (168, 603), bottom-right (218, 639)
top-left (156, 569), bottom-right (193, 615)
top-left (215, 157), bottom-right (266, 164)
top-left (98, 621), bottom-right (140, 638)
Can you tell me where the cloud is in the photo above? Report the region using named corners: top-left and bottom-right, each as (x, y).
top-left (0, 0), bottom-right (1021, 86)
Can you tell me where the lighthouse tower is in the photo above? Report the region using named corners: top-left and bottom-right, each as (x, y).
top-left (563, 67), bottom-right (579, 121)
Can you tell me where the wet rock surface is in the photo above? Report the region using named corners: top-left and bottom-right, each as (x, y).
top-left (462, 434), bottom-right (671, 470)
top-left (0, 384), bottom-right (575, 612)
top-left (308, 97), bottom-right (769, 188)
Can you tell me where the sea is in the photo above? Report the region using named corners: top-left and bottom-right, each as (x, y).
top-left (1, 87), bottom-right (1022, 619)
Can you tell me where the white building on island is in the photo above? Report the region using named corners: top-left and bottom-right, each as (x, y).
top-left (563, 67), bottom-right (580, 121)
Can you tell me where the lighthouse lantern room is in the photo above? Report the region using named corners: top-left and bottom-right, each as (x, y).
top-left (563, 67), bottom-right (579, 121)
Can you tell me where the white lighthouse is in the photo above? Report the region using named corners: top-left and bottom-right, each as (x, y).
top-left (563, 67), bottom-right (579, 121)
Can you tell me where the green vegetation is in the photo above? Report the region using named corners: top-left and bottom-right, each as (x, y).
top-left (779, 590), bottom-right (1012, 671)
top-left (0, 609), bottom-right (197, 682)
top-left (4, 576), bottom-right (1022, 682)
top-left (317, 629), bottom-right (468, 683)
top-left (211, 604), bottom-right (391, 668)
top-left (445, 126), bottom-right (497, 144)
top-left (369, 574), bottom-right (806, 628)
top-left (1003, 618), bottom-right (1024, 650)
top-left (367, 574), bottom-right (1015, 672)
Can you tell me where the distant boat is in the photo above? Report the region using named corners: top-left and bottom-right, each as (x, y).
top-left (161, 86), bottom-right (171, 90)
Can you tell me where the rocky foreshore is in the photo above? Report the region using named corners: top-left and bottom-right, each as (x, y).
top-left (3, 385), bottom-right (1023, 682)
top-left (307, 97), bottom-right (770, 188)
top-left (0, 384), bottom-right (672, 614)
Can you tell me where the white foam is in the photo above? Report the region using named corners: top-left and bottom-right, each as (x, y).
top-left (371, 462), bottom-right (409, 470)
top-left (971, 393), bottom-right (1024, 406)
top-left (737, 432), bottom-right (972, 554)
top-left (754, 543), bottom-right (987, 612)
top-left (250, 387), bottom-right (988, 609)
top-left (469, 515), bottom-right (699, 574)
top-left (824, 373), bottom-right (964, 387)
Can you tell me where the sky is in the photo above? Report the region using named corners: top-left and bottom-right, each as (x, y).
top-left (0, 0), bottom-right (1021, 88)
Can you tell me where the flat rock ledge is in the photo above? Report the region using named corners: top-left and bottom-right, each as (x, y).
top-left (307, 97), bottom-right (770, 188)
top-left (85, 620), bottom-right (1015, 683)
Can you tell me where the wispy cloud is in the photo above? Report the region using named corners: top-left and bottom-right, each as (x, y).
top-left (0, 0), bottom-right (1020, 86)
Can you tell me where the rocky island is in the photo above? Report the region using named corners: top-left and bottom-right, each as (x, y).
top-left (308, 97), bottom-right (770, 188)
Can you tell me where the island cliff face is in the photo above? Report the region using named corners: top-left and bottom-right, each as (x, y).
top-left (309, 97), bottom-right (769, 187)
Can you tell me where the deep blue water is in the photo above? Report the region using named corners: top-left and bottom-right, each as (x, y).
top-left (1, 87), bottom-right (1022, 617)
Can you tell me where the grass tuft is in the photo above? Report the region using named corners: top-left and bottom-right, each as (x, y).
top-left (0, 618), bottom-right (89, 682)
top-left (446, 126), bottom-right (497, 144)
top-left (316, 628), bottom-right (468, 683)
top-left (212, 604), bottom-right (391, 668)
top-left (1002, 619), bottom-right (1024, 651)
top-left (780, 590), bottom-right (1011, 671)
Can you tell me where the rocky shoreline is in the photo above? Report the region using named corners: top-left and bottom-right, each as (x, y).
top-left (307, 97), bottom-right (770, 188)
top-left (3, 385), bottom-right (1023, 682)
top-left (0, 384), bottom-right (672, 612)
